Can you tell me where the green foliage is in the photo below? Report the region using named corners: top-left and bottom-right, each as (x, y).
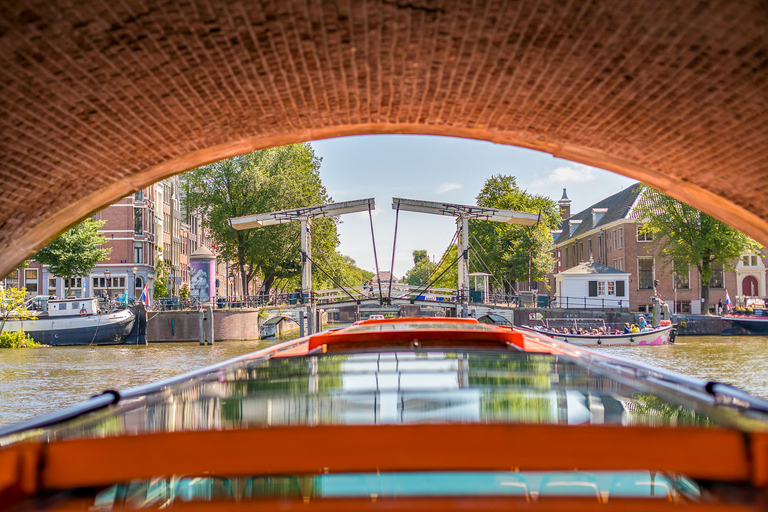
top-left (470, 175), bottom-right (560, 288)
top-left (404, 250), bottom-right (433, 286)
top-left (35, 219), bottom-right (112, 296)
top-left (179, 283), bottom-right (190, 299)
top-left (153, 256), bottom-right (170, 298)
top-left (0, 286), bottom-right (36, 336)
top-left (182, 144), bottom-right (339, 295)
top-left (0, 329), bottom-right (40, 348)
top-left (634, 186), bottom-right (761, 314)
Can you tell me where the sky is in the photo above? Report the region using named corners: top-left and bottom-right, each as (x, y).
top-left (310, 135), bottom-right (637, 278)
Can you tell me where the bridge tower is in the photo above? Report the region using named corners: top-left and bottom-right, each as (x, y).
top-left (391, 198), bottom-right (539, 316)
top-left (228, 198), bottom-right (375, 333)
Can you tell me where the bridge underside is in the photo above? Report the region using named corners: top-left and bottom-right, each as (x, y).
top-left (1, 1), bottom-right (767, 275)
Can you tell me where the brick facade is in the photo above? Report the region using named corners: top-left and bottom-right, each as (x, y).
top-left (549, 186), bottom-right (766, 314)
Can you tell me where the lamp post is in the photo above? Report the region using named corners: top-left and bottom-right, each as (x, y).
top-left (104, 269), bottom-right (111, 302)
top-left (132, 266), bottom-right (137, 300)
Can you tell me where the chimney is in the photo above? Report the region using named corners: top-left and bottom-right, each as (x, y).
top-left (558, 188), bottom-right (571, 221)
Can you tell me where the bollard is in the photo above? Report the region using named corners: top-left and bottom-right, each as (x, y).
top-left (206, 305), bottom-right (215, 345)
top-left (199, 309), bottom-right (205, 345)
top-left (306, 305), bottom-right (313, 335)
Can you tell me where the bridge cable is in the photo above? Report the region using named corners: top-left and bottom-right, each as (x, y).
top-left (386, 203), bottom-right (400, 302)
top-left (469, 231), bottom-right (518, 295)
top-left (422, 227), bottom-right (458, 285)
top-left (260, 230), bottom-right (302, 302)
top-left (310, 237), bottom-right (359, 299)
top-left (468, 246), bottom-right (508, 305)
top-left (368, 206), bottom-right (384, 304)
top-left (300, 250), bottom-right (359, 303)
top-left (410, 247), bottom-right (465, 304)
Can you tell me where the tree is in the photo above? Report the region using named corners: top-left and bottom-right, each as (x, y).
top-left (470, 175), bottom-right (560, 291)
top-left (35, 219), bottom-right (112, 296)
top-left (0, 286), bottom-right (36, 336)
top-left (404, 250), bottom-right (432, 286)
top-left (153, 252), bottom-right (170, 299)
top-left (182, 144), bottom-right (339, 296)
top-left (633, 186), bottom-right (761, 314)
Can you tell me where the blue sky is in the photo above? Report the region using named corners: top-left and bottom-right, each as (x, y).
top-left (311, 135), bottom-right (636, 277)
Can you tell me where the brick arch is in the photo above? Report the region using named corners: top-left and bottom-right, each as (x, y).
top-left (1, 1), bottom-right (767, 277)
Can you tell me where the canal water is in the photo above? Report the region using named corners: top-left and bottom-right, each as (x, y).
top-left (0, 334), bottom-right (766, 427)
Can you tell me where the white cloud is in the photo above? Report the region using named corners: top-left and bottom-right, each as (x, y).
top-left (530, 165), bottom-right (597, 187)
top-left (435, 182), bottom-right (463, 194)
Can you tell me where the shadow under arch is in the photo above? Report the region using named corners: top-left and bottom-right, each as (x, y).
top-left (7, 123), bottom-right (768, 278)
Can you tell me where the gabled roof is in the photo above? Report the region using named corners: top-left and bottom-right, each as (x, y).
top-left (554, 183), bottom-right (643, 245)
top-left (560, 260), bottom-right (628, 275)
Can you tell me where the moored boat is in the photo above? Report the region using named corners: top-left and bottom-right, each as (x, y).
top-left (2, 297), bottom-right (135, 346)
top-left (722, 309), bottom-right (768, 334)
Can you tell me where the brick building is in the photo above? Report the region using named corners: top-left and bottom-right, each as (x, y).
top-left (548, 185), bottom-right (766, 315)
top-left (10, 176), bottom-right (218, 302)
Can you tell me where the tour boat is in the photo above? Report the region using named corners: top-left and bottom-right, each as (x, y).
top-left (0, 317), bottom-right (767, 510)
top-left (3, 297), bottom-right (136, 346)
top-left (517, 323), bottom-right (677, 347)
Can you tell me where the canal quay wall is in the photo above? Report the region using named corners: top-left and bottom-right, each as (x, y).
top-left (146, 310), bottom-right (261, 342)
top-left (513, 308), bottom-right (732, 336)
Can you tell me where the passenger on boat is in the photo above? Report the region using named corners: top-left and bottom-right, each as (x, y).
top-left (639, 316), bottom-right (647, 329)
top-left (623, 323), bottom-right (631, 334)
top-left (562, 328), bottom-right (570, 334)
top-left (630, 324), bottom-right (640, 333)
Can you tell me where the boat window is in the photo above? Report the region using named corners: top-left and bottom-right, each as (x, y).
top-left (84, 471), bottom-right (700, 509)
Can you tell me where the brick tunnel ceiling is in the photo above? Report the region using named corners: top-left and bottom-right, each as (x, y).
top-left (1, 0), bottom-right (767, 276)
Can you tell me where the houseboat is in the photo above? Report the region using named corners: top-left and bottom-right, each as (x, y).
top-left (3, 297), bottom-right (135, 346)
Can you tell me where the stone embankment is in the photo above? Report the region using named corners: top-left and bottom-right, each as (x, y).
top-left (146, 309), bottom-right (261, 342)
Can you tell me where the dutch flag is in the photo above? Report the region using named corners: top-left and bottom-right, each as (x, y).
top-left (725, 290), bottom-right (733, 311)
top-left (140, 284), bottom-right (150, 307)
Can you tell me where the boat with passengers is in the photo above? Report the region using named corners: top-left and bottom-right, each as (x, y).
top-left (518, 317), bottom-right (676, 347)
top-left (1, 317), bottom-right (767, 510)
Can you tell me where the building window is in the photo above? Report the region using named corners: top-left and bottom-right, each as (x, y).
top-left (618, 228), bottom-right (623, 248)
top-left (598, 236), bottom-right (603, 260)
top-left (612, 230), bottom-right (617, 250)
top-left (588, 239), bottom-right (592, 259)
top-left (134, 208), bottom-right (143, 235)
top-left (638, 257), bottom-right (654, 289)
top-left (675, 301), bottom-right (691, 313)
top-left (24, 269), bottom-right (37, 294)
top-left (607, 281), bottom-right (615, 295)
top-left (564, 248), bottom-right (568, 268)
top-left (135, 243), bottom-right (144, 264)
top-left (618, 258), bottom-right (624, 271)
top-left (48, 278), bottom-right (57, 295)
top-left (134, 190), bottom-right (144, 201)
top-left (637, 224), bottom-right (653, 242)
top-left (63, 277), bottom-right (82, 289)
top-left (709, 261), bottom-right (724, 288)
top-left (598, 282), bottom-right (606, 295)
top-left (743, 255), bottom-right (759, 266)
top-left (674, 269), bottom-right (690, 289)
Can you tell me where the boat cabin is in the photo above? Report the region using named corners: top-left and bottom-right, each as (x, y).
top-left (47, 298), bottom-right (100, 317)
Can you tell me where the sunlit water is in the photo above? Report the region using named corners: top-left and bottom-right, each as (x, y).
top-left (0, 334), bottom-right (766, 427)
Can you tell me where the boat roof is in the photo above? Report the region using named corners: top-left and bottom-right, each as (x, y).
top-left (2, 318), bottom-right (768, 509)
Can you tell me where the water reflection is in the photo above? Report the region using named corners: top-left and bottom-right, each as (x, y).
top-left (1, 334), bottom-right (766, 429)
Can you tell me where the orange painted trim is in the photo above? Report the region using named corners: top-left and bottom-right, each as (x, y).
top-left (35, 496), bottom-right (761, 512)
top-left (305, 318), bottom-right (531, 353)
top-left (29, 424), bottom-right (752, 490)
